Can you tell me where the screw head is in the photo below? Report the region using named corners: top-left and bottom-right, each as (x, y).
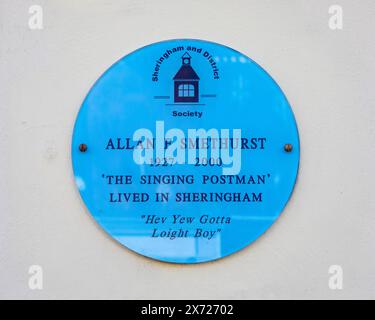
top-left (284, 143), bottom-right (293, 152)
top-left (79, 143), bottom-right (87, 152)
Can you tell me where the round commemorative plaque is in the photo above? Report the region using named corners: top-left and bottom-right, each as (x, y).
top-left (72, 39), bottom-right (299, 263)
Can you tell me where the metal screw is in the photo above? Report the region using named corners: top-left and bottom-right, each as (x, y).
top-left (284, 143), bottom-right (293, 152)
top-left (79, 143), bottom-right (87, 152)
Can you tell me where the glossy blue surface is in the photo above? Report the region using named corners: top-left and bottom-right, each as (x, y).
top-left (72, 39), bottom-right (299, 263)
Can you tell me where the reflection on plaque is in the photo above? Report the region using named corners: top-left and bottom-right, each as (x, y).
top-left (72, 39), bottom-right (300, 263)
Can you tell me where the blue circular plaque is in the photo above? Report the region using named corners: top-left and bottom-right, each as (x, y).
top-left (72, 39), bottom-right (299, 263)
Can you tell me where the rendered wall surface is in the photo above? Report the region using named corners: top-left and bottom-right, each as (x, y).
top-left (0, 0), bottom-right (374, 299)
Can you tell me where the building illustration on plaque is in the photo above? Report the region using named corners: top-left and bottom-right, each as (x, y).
top-left (173, 53), bottom-right (200, 103)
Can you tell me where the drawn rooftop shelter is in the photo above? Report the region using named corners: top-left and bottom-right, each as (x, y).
top-left (173, 52), bottom-right (200, 103)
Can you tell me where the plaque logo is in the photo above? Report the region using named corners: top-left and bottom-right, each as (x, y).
top-left (152, 45), bottom-right (219, 106)
top-left (173, 53), bottom-right (200, 103)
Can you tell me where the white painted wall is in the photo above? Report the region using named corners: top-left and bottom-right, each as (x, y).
top-left (1, 0), bottom-right (374, 299)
